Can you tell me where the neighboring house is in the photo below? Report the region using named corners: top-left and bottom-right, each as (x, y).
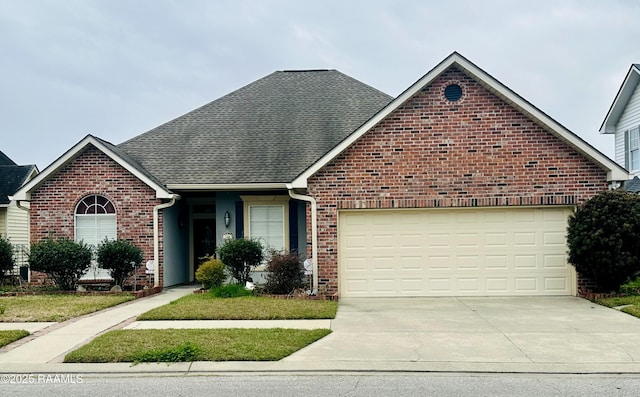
top-left (600, 64), bottom-right (640, 177)
top-left (0, 151), bottom-right (38, 274)
top-left (600, 63), bottom-right (640, 191)
top-left (13, 53), bottom-right (628, 297)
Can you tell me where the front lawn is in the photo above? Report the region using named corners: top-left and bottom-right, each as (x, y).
top-left (0, 330), bottom-right (29, 347)
top-left (595, 296), bottom-right (640, 318)
top-left (0, 294), bottom-right (136, 322)
top-left (64, 328), bottom-right (331, 363)
top-left (137, 295), bottom-right (337, 320)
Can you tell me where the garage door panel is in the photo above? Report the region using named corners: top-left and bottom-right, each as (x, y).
top-left (339, 207), bottom-right (574, 297)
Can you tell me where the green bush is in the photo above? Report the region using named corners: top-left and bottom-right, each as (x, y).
top-left (210, 283), bottom-right (253, 298)
top-left (96, 239), bottom-right (144, 287)
top-left (620, 278), bottom-right (640, 296)
top-left (217, 238), bottom-right (263, 284)
top-left (264, 251), bottom-right (304, 294)
top-left (567, 190), bottom-right (640, 292)
top-left (0, 236), bottom-right (14, 279)
top-left (195, 258), bottom-right (227, 289)
top-left (29, 237), bottom-right (93, 290)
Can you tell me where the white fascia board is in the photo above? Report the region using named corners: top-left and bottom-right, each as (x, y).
top-left (291, 52), bottom-right (627, 186)
top-left (599, 65), bottom-right (640, 134)
top-left (166, 183), bottom-right (289, 191)
top-left (13, 135), bottom-right (175, 201)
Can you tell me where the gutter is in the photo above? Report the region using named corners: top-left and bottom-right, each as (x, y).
top-left (153, 196), bottom-right (180, 287)
top-left (286, 185), bottom-right (318, 295)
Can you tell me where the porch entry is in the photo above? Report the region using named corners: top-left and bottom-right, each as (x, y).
top-left (192, 204), bottom-right (216, 279)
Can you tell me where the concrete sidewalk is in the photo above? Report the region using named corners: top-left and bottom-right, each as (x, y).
top-left (0, 286), bottom-right (195, 364)
top-left (3, 292), bottom-right (640, 374)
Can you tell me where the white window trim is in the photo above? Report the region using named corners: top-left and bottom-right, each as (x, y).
top-left (628, 127), bottom-right (640, 172)
top-left (74, 195), bottom-right (117, 280)
top-left (240, 195), bottom-right (290, 269)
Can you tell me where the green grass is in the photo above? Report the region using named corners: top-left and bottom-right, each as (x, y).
top-left (0, 330), bottom-right (29, 347)
top-left (0, 294), bottom-right (136, 322)
top-left (63, 328), bottom-right (331, 363)
top-left (595, 296), bottom-right (640, 319)
top-left (137, 295), bottom-right (337, 320)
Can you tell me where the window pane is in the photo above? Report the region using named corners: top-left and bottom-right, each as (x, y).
top-left (249, 205), bottom-right (284, 251)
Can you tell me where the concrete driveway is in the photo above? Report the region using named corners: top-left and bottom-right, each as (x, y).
top-left (284, 297), bottom-right (640, 373)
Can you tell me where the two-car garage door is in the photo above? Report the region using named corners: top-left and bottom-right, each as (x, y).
top-left (338, 207), bottom-right (575, 297)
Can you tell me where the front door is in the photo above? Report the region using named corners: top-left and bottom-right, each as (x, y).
top-left (193, 218), bottom-right (216, 276)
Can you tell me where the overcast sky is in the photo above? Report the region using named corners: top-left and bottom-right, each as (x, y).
top-left (1, 0), bottom-right (638, 170)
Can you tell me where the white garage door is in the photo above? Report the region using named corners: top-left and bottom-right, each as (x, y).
top-left (339, 207), bottom-right (575, 297)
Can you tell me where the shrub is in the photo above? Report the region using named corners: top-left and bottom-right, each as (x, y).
top-left (567, 190), bottom-right (640, 292)
top-left (96, 239), bottom-right (144, 287)
top-left (217, 238), bottom-right (263, 285)
top-left (29, 237), bottom-right (93, 290)
top-left (195, 258), bottom-right (227, 289)
top-left (264, 250), bottom-right (304, 294)
top-left (210, 283), bottom-right (253, 298)
top-left (0, 236), bottom-right (14, 279)
top-left (620, 277), bottom-right (640, 296)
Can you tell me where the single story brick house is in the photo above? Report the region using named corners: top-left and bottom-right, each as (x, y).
top-left (13, 53), bottom-right (628, 297)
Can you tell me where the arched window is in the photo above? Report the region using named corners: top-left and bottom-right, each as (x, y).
top-left (75, 195), bottom-right (117, 247)
top-left (75, 195), bottom-right (117, 280)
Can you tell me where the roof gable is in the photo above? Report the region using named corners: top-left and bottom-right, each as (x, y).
top-left (118, 70), bottom-right (393, 187)
top-left (12, 135), bottom-right (176, 201)
top-left (291, 52), bottom-right (627, 188)
top-left (600, 64), bottom-right (640, 134)
top-left (0, 164), bottom-right (37, 205)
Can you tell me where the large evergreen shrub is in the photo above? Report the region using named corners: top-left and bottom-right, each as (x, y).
top-left (216, 238), bottom-right (263, 284)
top-left (96, 239), bottom-right (144, 287)
top-left (567, 190), bottom-right (640, 292)
top-left (29, 237), bottom-right (93, 290)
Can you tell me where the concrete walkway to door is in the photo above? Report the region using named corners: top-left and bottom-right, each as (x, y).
top-left (284, 296), bottom-right (640, 373)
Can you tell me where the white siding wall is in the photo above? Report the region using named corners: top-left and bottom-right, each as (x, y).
top-left (615, 83), bottom-right (640, 174)
top-left (6, 203), bottom-right (29, 247)
top-left (0, 208), bottom-right (7, 237)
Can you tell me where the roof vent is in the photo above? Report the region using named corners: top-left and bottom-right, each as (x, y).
top-left (444, 84), bottom-right (463, 102)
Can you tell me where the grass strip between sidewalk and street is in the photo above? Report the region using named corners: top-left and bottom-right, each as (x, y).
top-left (63, 328), bottom-right (332, 363)
top-left (0, 330), bottom-right (30, 347)
top-left (594, 296), bottom-right (640, 318)
top-left (137, 295), bottom-right (337, 320)
top-left (0, 294), bottom-right (136, 322)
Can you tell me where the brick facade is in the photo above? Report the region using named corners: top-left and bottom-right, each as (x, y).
top-left (29, 146), bottom-right (163, 288)
top-left (307, 67), bottom-right (609, 295)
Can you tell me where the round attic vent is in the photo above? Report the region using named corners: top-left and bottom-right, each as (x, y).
top-left (444, 84), bottom-right (463, 102)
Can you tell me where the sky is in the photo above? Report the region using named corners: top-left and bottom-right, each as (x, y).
top-left (1, 0), bottom-right (639, 170)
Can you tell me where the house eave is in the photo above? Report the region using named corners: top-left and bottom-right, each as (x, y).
top-left (166, 183), bottom-right (290, 191)
top-left (292, 52), bottom-right (627, 186)
top-left (599, 64), bottom-right (640, 134)
top-left (12, 135), bottom-right (175, 201)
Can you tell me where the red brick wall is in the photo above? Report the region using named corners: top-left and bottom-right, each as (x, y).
top-left (29, 145), bottom-right (164, 287)
top-left (307, 67), bottom-right (609, 295)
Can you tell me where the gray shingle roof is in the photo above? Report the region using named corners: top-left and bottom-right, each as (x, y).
top-left (0, 151), bottom-right (16, 166)
top-left (625, 176), bottom-right (640, 193)
top-left (118, 70), bottom-right (393, 185)
top-left (0, 164), bottom-right (36, 204)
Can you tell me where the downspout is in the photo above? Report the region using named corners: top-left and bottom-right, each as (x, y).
top-left (153, 196), bottom-right (178, 288)
top-left (286, 185), bottom-right (318, 295)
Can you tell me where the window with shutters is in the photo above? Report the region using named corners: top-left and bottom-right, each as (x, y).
top-left (240, 196), bottom-right (289, 260)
